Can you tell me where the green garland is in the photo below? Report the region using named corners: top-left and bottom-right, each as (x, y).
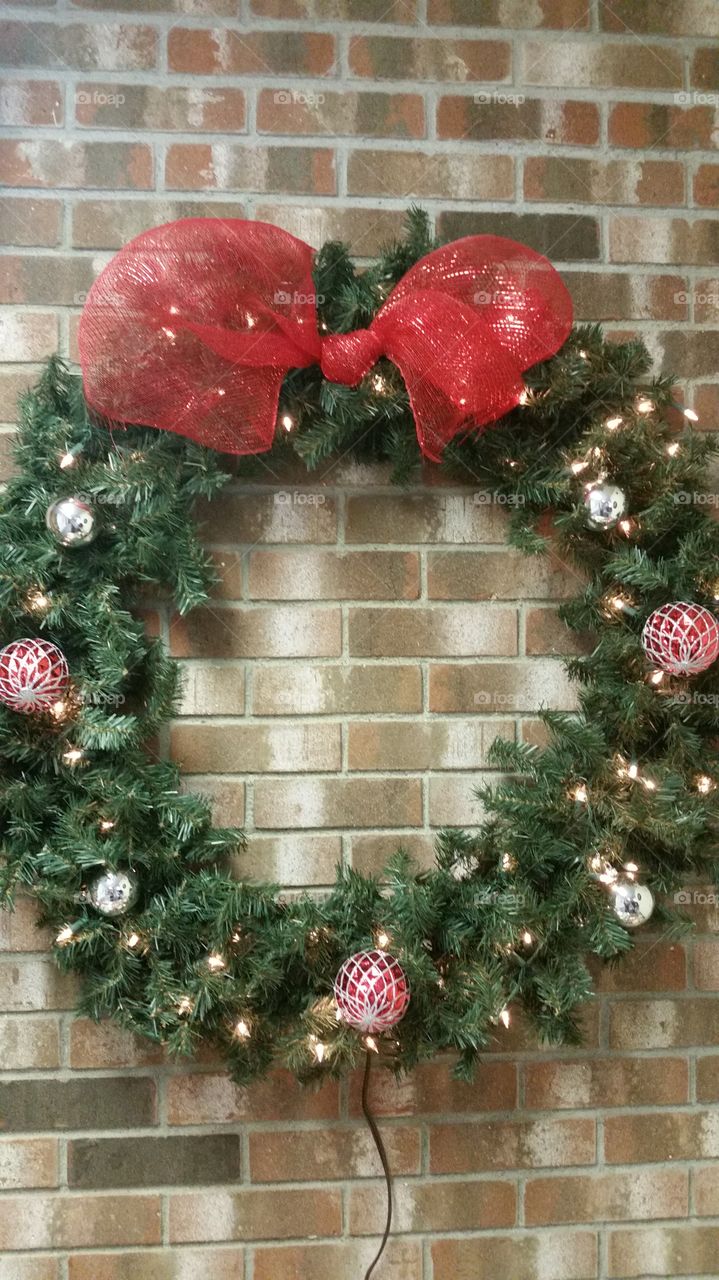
top-left (1, 212), bottom-right (719, 1086)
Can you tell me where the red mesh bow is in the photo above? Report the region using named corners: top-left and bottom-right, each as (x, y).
top-left (78, 218), bottom-right (573, 461)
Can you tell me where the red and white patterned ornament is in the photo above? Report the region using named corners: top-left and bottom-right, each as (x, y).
top-left (334, 949), bottom-right (410, 1034)
top-left (0, 638), bottom-right (70, 714)
top-left (642, 602), bottom-right (719, 676)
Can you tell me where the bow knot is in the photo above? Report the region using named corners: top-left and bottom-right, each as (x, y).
top-left (78, 218), bottom-right (573, 461)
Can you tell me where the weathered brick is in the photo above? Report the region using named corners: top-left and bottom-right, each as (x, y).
top-left (0, 22), bottom-right (157, 71)
top-left (0, 895), bottom-right (51, 951)
top-left (234, 833), bottom-right (341, 885)
top-left (608, 1225), bottom-right (719, 1277)
top-left (253, 1240), bottom-right (421, 1280)
top-left (254, 205), bottom-right (405, 255)
top-left (347, 148), bottom-right (513, 199)
top-left (171, 607), bottom-right (341, 659)
top-left (0, 371), bottom-right (38, 425)
top-left (0, 1139), bottom-right (58, 1189)
top-left (169, 1187), bottom-right (342, 1242)
top-left (252, 0), bottom-right (417, 14)
top-left (429, 660), bottom-right (577, 713)
top-left (659, 331), bottom-right (719, 379)
top-left (0, 197), bottom-right (61, 247)
top-left (562, 271), bottom-right (689, 322)
top-left (430, 0), bottom-right (589, 21)
top-left (0, 958), bottom-right (78, 1012)
top-left (349, 606), bottom-right (517, 657)
top-left (252, 664), bottom-right (421, 715)
top-left (175, 663), bottom-right (245, 715)
top-left (526, 607), bottom-right (591, 656)
top-left (430, 1117), bottom-right (596, 1172)
top-left (694, 163), bottom-right (719, 208)
top-left (0, 140), bottom-right (152, 189)
top-left (349, 1057), bottom-right (517, 1116)
top-left (604, 1109), bottom-right (719, 1163)
top-left (697, 1055), bottom-right (719, 1101)
top-left (351, 1175), bottom-right (516, 1232)
top-left (524, 157), bottom-right (685, 206)
top-left (428, 772), bottom-right (490, 825)
top-left (432, 1231), bottom-right (598, 1280)
top-left (590, 941), bottom-right (686, 992)
top-left (0, 1077), bottom-right (156, 1131)
top-left (200, 490), bottom-right (338, 545)
top-left (167, 1070), bottom-right (339, 1124)
top-left (75, 83), bottom-right (246, 132)
top-left (610, 997), bottom-right (719, 1049)
top-left (249, 550), bottom-right (419, 600)
top-left (601, 0), bottom-right (719, 35)
top-left (525, 1168), bottom-right (688, 1225)
top-left (181, 776), bottom-right (245, 827)
top-left (350, 832), bottom-right (435, 875)
top-left (441, 210), bottom-right (600, 259)
top-left (171, 722), bottom-right (341, 773)
top-left (692, 46), bottom-right (719, 89)
top-left (0, 311), bottom-right (58, 362)
top-left (0, 255), bottom-right (96, 305)
top-left (251, 1124), bottom-right (420, 1182)
top-left (168, 29), bottom-right (335, 76)
top-left (348, 719), bottom-right (513, 770)
top-left (0, 79), bottom-right (62, 125)
top-left (522, 40), bottom-right (682, 89)
top-left (0, 1015), bottom-right (60, 1069)
top-left (166, 144), bottom-right (335, 195)
top-left (68, 1253), bottom-right (243, 1280)
top-left (0, 1261), bottom-right (59, 1280)
top-left (0, 1194), bottom-right (161, 1250)
top-left (694, 1165), bottom-right (719, 1215)
top-left (254, 776), bottom-right (423, 828)
top-left (68, 1134), bottom-right (240, 1188)
top-left (525, 1056), bottom-right (689, 1109)
top-left (349, 36), bottom-right (511, 81)
top-left (69, 1019), bottom-right (164, 1069)
top-left (258, 90), bottom-right (424, 139)
top-left (437, 96), bottom-right (599, 146)
top-left (428, 549), bottom-right (580, 600)
top-left (71, 198), bottom-right (249, 249)
top-left (345, 492), bottom-right (510, 544)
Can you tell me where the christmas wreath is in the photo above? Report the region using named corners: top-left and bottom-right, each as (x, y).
top-left (2, 209), bottom-right (719, 1091)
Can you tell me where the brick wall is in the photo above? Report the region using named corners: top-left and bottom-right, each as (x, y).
top-left (1, 1), bottom-right (719, 1276)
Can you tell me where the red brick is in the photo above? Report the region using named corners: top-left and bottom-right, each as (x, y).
top-left (524, 1056), bottom-right (689, 1109)
top-left (0, 1139), bottom-right (58, 1190)
top-left (523, 40), bottom-right (682, 89)
top-left (438, 95), bottom-right (599, 146)
top-left (0, 1016), bottom-right (60, 1069)
top-left (0, 79), bottom-right (62, 125)
top-left (347, 149), bottom-right (513, 199)
top-left (428, 548), bottom-right (580, 600)
top-left (69, 1253), bottom-right (244, 1280)
top-left (252, 0), bottom-right (416, 14)
top-left (345, 492), bottom-right (510, 544)
top-left (0, 1194), bottom-right (161, 1249)
top-left (525, 1168), bottom-right (688, 1225)
top-left (694, 164), bottom-right (719, 208)
top-left (349, 36), bottom-right (511, 81)
top-left (166, 143), bottom-right (335, 195)
top-left (168, 28), bottom-right (335, 76)
top-left (252, 664), bottom-right (421, 715)
top-left (0, 255), bottom-right (96, 305)
top-left (0, 959), bottom-right (78, 1012)
top-left (562, 271), bottom-right (689, 322)
top-left (0, 896), bottom-right (51, 951)
top-left (590, 941), bottom-right (686, 992)
top-left (250, 1124), bottom-right (420, 1181)
top-left (609, 102), bottom-right (719, 150)
top-left (348, 719), bottom-right (513, 770)
top-left (75, 83), bottom-right (246, 132)
top-left (249, 550), bottom-right (419, 599)
top-left (258, 89), bottom-right (424, 138)
top-left (171, 722), bottom-right (341, 773)
top-left (697, 1056), bottom-right (719, 1101)
top-left (430, 1116), bottom-right (596, 1172)
top-left (608, 1225), bottom-right (719, 1276)
top-left (348, 1058), bottom-right (517, 1115)
top-left (254, 776), bottom-right (423, 828)
top-left (71, 198), bottom-right (248, 249)
top-left (601, 0), bottom-right (719, 35)
top-left (610, 998), bottom-right (719, 1049)
top-left (604, 1110), bottom-right (719, 1163)
top-left (70, 1020), bottom-right (165, 1069)
top-left (234, 833), bottom-right (341, 886)
top-left (348, 605), bottom-right (518, 656)
top-left (351, 1176), bottom-right (516, 1232)
top-left (0, 140), bottom-right (152, 189)
top-left (253, 1241), bottom-right (421, 1280)
top-left (429, 660), bottom-right (577, 714)
top-left (610, 217), bottom-right (719, 266)
top-left (0, 22), bottom-right (156, 71)
top-left (0, 312), bottom-right (57, 362)
top-left (169, 1187), bottom-right (341, 1243)
top-left (254, 205), bottom-right (405, 255)
top-left (694, 1165), bottom-right (719, 1215)
top-left (428, 0), bottom-right (590, 24)
top-left (167, 1070), bottom-right (339, 1124)
top-left (170, 606), bottom-right (341, 659)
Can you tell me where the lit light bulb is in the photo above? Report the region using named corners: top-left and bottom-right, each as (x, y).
top-left (499, 1008), bottom-right (511, 1028)
top-left (125, 932), bottom-right (141, 950)
top-left (521, 930), bottom-right (534, 946)
top-left (281, 414), bottom-right (294, 432)
top-left (26, 589), bottom-right (51, 614)
top-left (578, 349), bottom-right (589, 359)
top-left (372, 374), bottom-right (387, 394)
top-left (636, 397), bottom-right (654, 415)
top-left (234, 1018), bottom-right (251, 1039)
top-left (684, 408), bottom-right (699, 422)
top-left (627, 762), bottom-right (639, 780)
top-left (572, 783), bottom-right (589, 804)
top-left (56, 925), bottom-right (74, 945)
top-left (666, 442), bottom-right (680, 457)
top-left (502, 852), bottom-right (517, 872)
top-left (518, 388), bottom-right (530, 406)
top-left (51, 700), bottom-right (69, 721)
top-left (246, 315), bottom-right (256, 329)
top-left (59, 451), bottom-right (76, 469)
top-left (161, 328), bottom-right (176, 341)
top-left (169, 305), bottom-right (179, 315)
top-left (649, 670), bottom-right (665, 686)
top-left (207, 953), bottom-right (226, 973)
top-left (375, 930), bottom-right (390, 949)
top-left (62, 746), bottom-right (84, 766)
top-left (697, 774), bottom-right (715, 794)
top-left (606, 416), bottom-right (623, 430)
top-left (99, 819), bottom-right (115, 832)
top-left (641, 777), bottom-right (657, 792)
top-left (176, 995), bottom-right (193, 1016)
top-left (365, 1035), bottom-right (379, 1053)
top-left (570, 459), bottom-right (588, 475)
top-left (311, 1037), bottom-right (326, 1063)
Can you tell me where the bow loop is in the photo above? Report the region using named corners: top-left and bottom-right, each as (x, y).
top-left (78, 218), bottom-right (573, 459)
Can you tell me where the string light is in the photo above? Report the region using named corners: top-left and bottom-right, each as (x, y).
top-left (281, 414), bottom-right (294, 432)
top-left (571, 783), bottom-right (589, 804)
top-left (589, 853), bottom-right (618, 884)
top-left (310, 1036), bottom-right (326, 1063)
top-left (176, 995), bottom-right (194, 1016)
top-left (125, 931), bottom-right (141, 950)
top-left (374, 929), bottom-right (391, 949)
top-left (59, 451), bottom-right (76, 469)
top-left (618, 518), bottom-right (637, 537)
top-left (499, 1008), bottom-right (511, 1028)
top-left (518, 388), bottom-right (530, 405)
top-left (684, 408), bottom-right (699, 422)
top-left (365, 1035), bottom-right (379, 1053)
top-left (520, 930), bottom-right (534, 947)
top-left (161, 327), bottom-right (176, 341)
top-left (371, 374), bottom-right (388, 394)
top-left (62, 745), bottom-right (84, 766)
top-left (25, 588), bottom-right (51, 614)
top-left (578, 349), bottom-right (589, 359)
top-left (51, 699), bottom-right (69, 722)
top-left (666, 442), bottom-right (681, 457)
top-left (234, 1018), bottom-right (251, 1039)
top-left (636, 397), bottom-right (654, 415)
top-left (696, 774), bottom-right (716, 794)
top-left (605, 416), bottom-right (623, 430)
top-left (99, 819), bottom-right (115, 832)
top-left (570, 458), bottom-right (589, 475)
top-left (502, 852), bottom-right (517, 872)
top-left (624, 862), bottom-right (639, 879)
top-left (56, 924), bottom-right (74, 945)
top-left (207, 953), bottom-right (226, 972)
top-left (648, 670), bottom-right (665, 686)
top-left (169, 305), bottom-right (179, 315)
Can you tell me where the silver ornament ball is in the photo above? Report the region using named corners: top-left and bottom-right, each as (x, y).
top-left (88, 868), bottom-right (139, 917)
top-left (46, 498), bottom-right (97, 547)
top-left (583, 482), bottom-right (627, 530)
top-left (612, 879), bottom-right (654, 928)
